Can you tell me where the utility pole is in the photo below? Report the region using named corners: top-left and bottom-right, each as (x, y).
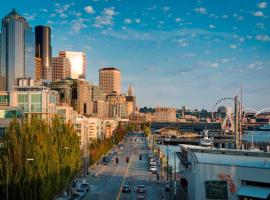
top-left (234, 96), bottom-right (239, 149)
top-left (174, 152), bottom-right (177, 200)
top-left (166, 144), bottom-right (169, 181)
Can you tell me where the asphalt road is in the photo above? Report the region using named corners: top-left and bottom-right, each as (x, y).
top-left (85, 133), bottom-right (167, 200)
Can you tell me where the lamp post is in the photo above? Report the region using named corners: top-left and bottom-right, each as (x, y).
top-left (26, 158), bottom-right (34, 200)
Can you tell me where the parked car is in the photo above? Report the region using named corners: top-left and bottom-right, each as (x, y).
top-left (70, 193), bottom-right (82, 200)
top-left (73, 188), bottom-right (86, 198)
top-left (80, 183), bottom-right (90, 192)
top-left (136, 185), bottom-right (146, 193)
top-left (122, 184), bottom-right (131, 193)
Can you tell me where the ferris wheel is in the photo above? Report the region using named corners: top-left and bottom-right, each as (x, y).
top-left (212, 97), bottom-right (241, 132)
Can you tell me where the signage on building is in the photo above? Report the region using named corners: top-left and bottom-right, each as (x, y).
top-left (205, 180), bottom-right (228, 199)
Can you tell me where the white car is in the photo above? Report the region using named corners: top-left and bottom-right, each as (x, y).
top-left (150, 166), bottom-right (157, 172)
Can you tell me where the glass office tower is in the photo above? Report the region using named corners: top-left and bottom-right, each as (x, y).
top-left (0, 9), bottom-right (34, 91)
top-left (35, 25), bottom-right (52, 80)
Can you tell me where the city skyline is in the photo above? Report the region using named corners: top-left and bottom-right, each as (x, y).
top-left (0, 1), bottom-right (269, 110)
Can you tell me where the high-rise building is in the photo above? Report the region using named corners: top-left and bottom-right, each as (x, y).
top-left (35, 25), bottom-right (52, 80)
top-left (59, 51), bottom-right (86, 79)
top-left (99, 67), bottom-right (121, 94)
top-left (0, 9), bottom-right (35, 91)
top-left (51, 56), bottom-right (71, 81)
top-left (35, 57), bottom-right (42, 80)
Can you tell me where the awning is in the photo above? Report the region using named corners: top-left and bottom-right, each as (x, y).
top-left (237, 185), bottom-right (270, 199)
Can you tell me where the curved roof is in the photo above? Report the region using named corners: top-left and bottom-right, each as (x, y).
top-left (99, 67), bottom-right (120, 71)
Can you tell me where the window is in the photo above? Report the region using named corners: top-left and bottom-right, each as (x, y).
top-left (0, 95), bottom-right (9, 104)
top-left (18, 94), bottom-right (28, 103)
top-left (31, 94), bottom-right (42, 103)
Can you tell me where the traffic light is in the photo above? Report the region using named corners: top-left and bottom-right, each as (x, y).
top-left (126, 157), bottom-right (129, 163)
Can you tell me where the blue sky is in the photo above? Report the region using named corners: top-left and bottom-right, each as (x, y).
top-left (1, 0), bottom-right (270, 110)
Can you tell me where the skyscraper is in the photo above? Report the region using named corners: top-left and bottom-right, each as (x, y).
top-left (35, 25), bottom-right (52, 80)
top-left (0, 9), bottom-right (35, 91)
top-left (99, 67), bottom-right (121, 94)
top-left (51, 56), bottom-right (71, 81)
top-left (59, 51), bottom-right (86, 79)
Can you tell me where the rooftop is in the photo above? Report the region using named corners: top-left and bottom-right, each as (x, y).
top-left (99, 67), bottom-right (120, 71)
top-left (181, 144), bottom-right (270, 169)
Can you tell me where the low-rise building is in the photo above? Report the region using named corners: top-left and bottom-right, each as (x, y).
top-left (9, 85), bottom-right (58, 121)
top-left (56, 103), bottom-right (76, 124)
top-left (152, 107), bottom-right (176, 122)
top-left (179, 144), bottom-right (270, 200)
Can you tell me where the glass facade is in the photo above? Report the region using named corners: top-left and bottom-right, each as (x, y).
top-left (0, 9), bottom-right (35, 91)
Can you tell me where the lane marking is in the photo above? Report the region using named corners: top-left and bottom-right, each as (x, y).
top-left (116, 143), bottom-right (133, 200)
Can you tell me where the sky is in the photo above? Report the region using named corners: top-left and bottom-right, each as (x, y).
top-left (1, 0), bottom-right (270, 111)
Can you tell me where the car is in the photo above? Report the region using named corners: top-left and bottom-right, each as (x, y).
top-left (150, 166), bottom-right (157, 173)
top-left (70, 193), bottom-right (82, 200)
top-left (73, 188), bottom-right (86, 198)
top-left (136, 185), bottom-right (146, 193)
top-left (122, 184), bottom-right (131, 193)
top-left (80, 183), bottom-right (90, 192)
top-left (150, 161), bottom-right (156, 165)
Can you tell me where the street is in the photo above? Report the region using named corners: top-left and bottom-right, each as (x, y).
top-left (85, 133), bottom-right (168, 200)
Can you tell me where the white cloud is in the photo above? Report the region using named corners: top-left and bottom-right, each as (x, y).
top-left (257, 2), bottom-right (268, 9)
top-left (84, 6), bottom-right (95, 14)
top-left (124, 18), bottom-right (132, 24)
top-left (208, 24), bottom-right (215, 29)
top-left (253, 11), bottom-right (264, 17)
top-left (256, 34), bottom-right (270, 42)
top-left (162, 6), bottom-right (170, 12)
top-left (198, 61), bottom-right (219, 68)
top-left (23, 13), bottom-right (37, 21)
top-left (135, 18), bottom-right (141, 23)
top-left (221, 15), bottom-right (228, 19)
top-left (39, 9), bottom-right (48, 13)
top-left (94, 7), bottom-right (118, 28)
top-left (194, 7), bottom-right (207, 14)
top-left (104, 7), bottom-right (117, 16)
top-left (54, 2), bottom-right (74, 18)
top-left (229, 44), bottom-right (237, 49)
top-left (175, 18), bottom-right (182, 22)
top-left (71, 18), bottom-right (88, 33)
top-left (248, 61), bottom-right (263, 70)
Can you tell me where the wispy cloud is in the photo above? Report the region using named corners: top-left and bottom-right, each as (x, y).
top-left (54, 2), bottom-right (74, 18)
top-left (253, 11), bottom-right (264, 17)
top-left (257, 2), bottom-right (268, 9)
top-left (124, 18), bottom-right (132, 24)
top-left (194, 7), bottom-right (207, 15)
top-left (94, 7), bottom-right (118, 28)
top-left (23, 12), bottom-right (37, 21)
top-left (70, 18), bottom-right (89, 34)
top-left (256, 34), bottom-right (270, 42)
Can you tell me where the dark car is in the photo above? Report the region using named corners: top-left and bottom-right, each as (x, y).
top-left (122, 185), bottom-right (131, 193)
top-left (80, 183), bottom-right (90, 192)
top-left (136, 185), bottom-right (146, 193)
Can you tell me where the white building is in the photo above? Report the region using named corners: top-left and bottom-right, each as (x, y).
top-left (179, 144), bottom-right (270, 200)
top-left (9, 85), bottom-right (58, 121)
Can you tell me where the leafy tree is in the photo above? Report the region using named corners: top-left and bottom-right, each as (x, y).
top-left (0, 118), bottom-right (81, 200)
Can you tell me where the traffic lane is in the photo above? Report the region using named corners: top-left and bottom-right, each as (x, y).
top-left (86, 137), bottom-right (133, 200)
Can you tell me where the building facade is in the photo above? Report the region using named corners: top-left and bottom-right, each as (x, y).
top-left (179, 144), bottom-right (270, 200)
top-left (51, 56), bottom-right (71, 81)
top-left (35, 25), bottom-right (52, 80)
top-left (99, 67), bottom-right (121, 94)
top-left (9, 85), bottom-right (58, 121)
top-left (0, 9), bottom-right (35, 91)
top-left (152, 107), bottom-right (176, 122)
top-left (59, 51), bottom-right (86, 79)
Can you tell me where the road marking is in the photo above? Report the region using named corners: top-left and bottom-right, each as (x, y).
top-left (116, 148), bottom-right (133, 200)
